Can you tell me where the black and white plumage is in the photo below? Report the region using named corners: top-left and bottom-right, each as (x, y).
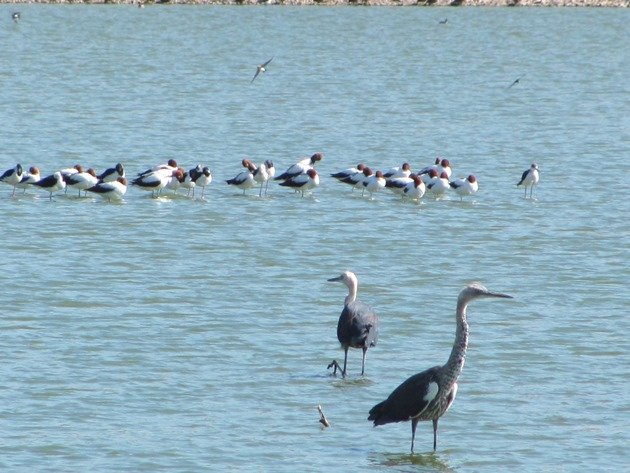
top-left (362, 170), bottom-right (386, 198)
top-left (226, 159), bottom-right (257, 194)
top-left (12, 12), bottom-right (20, 22)
top-left (31, 171), bottom-right (66, 200)
top-left (449, 174), bottom-right (478, 201)
top-left (517, 163), bottom-right (539, 198)
top-left (278, 168), bottom-right (319, 197)
top-left (0, 164), bottom-right (23, 196)
top-left (251, 57), bottom-right (273, 83)
top-left (427, 171), bottom-right (451, 197)
top-left (132, 168), bottom-right (181, 196)
top-left (86, 177), bottom-right (128, 202)
top-left (383, 162), bottom-right (412, 181)
top-left (330, 163), bottom-right (365, 182)
top-left (137, 159), bottom-right (177, 178)
top-left (65, 168), bottom-right (98, 197)
top-left (402, 175), bottom-right (426, 201)
top-left (97, 163), bottom-right (125, 183)
top-left (274, 153), bottom-right (323, 181)
top-left (192, 166), bottom-right (213, 198)
top-left (252, 160), bottom-right (274, 197)
top-left (368, 283), bottom-right (512, 453)
top-left (327, 271), bottom-right (379, 378)
top-left (16, 166), bottom-right (40, 193)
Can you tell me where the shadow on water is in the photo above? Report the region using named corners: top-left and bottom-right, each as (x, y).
top-left (368, 451), bottom-right (455, 472)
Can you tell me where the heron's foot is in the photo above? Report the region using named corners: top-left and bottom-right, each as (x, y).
top-left (327, 360), bottom-right (344, 376)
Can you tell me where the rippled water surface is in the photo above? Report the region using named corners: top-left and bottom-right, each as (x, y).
top-left (0, 5), bottom-right (628, 472)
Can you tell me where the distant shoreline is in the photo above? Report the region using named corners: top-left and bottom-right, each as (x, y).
top-left (3, 0), bottom-right (629, 7)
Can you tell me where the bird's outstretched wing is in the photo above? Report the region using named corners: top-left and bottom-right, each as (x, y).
top-left (251, 57), bottom-right (274, 83)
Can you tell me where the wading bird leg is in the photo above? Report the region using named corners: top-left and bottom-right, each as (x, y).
top-left (327, 360), bottom-right (344, 377)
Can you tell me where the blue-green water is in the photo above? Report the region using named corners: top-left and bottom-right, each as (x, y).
top-left (0, 5), bottom-right (628, 472)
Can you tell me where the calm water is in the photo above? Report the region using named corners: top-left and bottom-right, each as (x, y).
top-left (0, 5), bottom-right (628, 472)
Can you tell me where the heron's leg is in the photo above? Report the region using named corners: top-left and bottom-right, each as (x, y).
top-left (361, 347), bottom-right (368, 376)
top-left (342, 348), bottom-right (349, 378)
top-left (432, 418), bottom-right (439, 451)
top-left (411, 418), bottom-right (419, 454)
top-left (327, 360), bottom-right (342, 375)
top-left (259, 183), bottom-right (263, 197)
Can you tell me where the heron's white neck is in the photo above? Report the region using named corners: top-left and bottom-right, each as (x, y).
top-left (344, 277), bottom-right (358, 305)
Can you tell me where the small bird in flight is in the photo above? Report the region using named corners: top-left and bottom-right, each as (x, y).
top-left (12, 12), bottom-right (20, 22)
top-left (251, 57), bottom-right (273, 83)
top-left (439, 18), bottom-right (448, 24)
top-left (508, 75), bottom-right (524, 88)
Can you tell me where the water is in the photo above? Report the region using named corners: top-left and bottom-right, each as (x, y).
top-left (0, 5), bottom-right (628, 472)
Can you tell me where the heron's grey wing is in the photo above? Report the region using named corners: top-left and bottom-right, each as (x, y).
top-left (347, 301), bottom-right (378, 347)
top-left (517, 169), bottom-right (529, 185)
top-left (368, 367), bottom-right (440, 425)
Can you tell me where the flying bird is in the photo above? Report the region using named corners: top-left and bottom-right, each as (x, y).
top-left (508, 75), bottom-right (524, 88)
top-left (251, 57), bottom-right (273, 83)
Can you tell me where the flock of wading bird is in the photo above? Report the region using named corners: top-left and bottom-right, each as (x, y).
top-left (0, 152), bottom-right (541, 202)
top-left (1, 151), bottom-right (539, 453)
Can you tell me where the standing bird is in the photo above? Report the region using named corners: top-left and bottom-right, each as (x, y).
top-left (517, 163), bottom-right (539, 198)
top-left (449, 175), bottom-right (478, 201)
top-left (0, 164), bottom-right (23, 196)
top-left (327, 271), bottom-right (379, 378)
top-left (251, 57), bottom-right (273, 83)
top-left (278, 169), bottom-right (319, 197)
top-left (368, 283), bottom-right (512, 453)
top-left (31, 171), bottom-right (66, 200)
top-left (226, 159), bottom-right (257, 194)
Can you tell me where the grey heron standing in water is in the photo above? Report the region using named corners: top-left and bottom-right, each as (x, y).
top-left (327, 271), bottom-right (379, 378)
top-left (368, 283), bottom-right (512, 453)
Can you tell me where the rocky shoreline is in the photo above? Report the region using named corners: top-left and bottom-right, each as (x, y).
top-left (2, 0), bottom-right (629, 6)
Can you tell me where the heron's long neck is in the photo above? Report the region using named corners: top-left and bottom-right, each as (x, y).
top-left (444, 300), bottom-right (469, 382)
top-left (344, 282), bottom-right (357, 305)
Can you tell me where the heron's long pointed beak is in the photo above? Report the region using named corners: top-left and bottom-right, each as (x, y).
top-left (327, 276), bottom-right (342, 283)
top-left (488, 292), bottom-right (513, 299)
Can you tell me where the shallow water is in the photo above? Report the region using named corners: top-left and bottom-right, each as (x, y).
top-left (0, 5), bottom-right (628, 472)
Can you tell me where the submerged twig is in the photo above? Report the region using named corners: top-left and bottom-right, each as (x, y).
top-left (317, 405), bottom-right (330, 428)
